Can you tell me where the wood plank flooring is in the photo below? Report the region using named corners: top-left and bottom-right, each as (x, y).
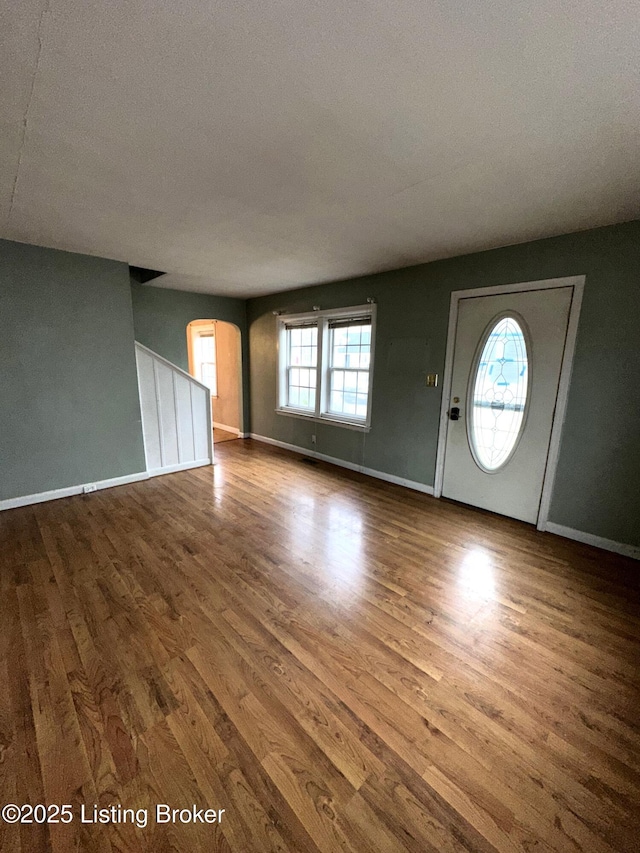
top-left (213, 429), bottom-right (239, 444)
top-left (0, 438), bottom-right (639, 852)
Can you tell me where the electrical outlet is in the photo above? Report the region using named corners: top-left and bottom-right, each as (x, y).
top-left (311, 434), bottom-right (316, 444)
top-left (83, 484), bottom-right (98, 494)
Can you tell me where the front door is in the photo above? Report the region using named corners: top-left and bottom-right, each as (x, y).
top-left (441, 287), bottom-right (573, 523)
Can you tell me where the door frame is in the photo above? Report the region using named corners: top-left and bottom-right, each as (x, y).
top-left (433, 275), bottom-right (585, 530)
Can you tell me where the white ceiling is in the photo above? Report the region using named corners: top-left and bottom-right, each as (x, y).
top-left (1, 0), bottom-right (639, 297)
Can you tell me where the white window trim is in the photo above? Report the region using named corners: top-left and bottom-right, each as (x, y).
top-left (276, 303), bottom-right (376, 431)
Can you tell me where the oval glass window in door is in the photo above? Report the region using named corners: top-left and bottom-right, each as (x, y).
top-left (468, 315), bottom-right (529, 471)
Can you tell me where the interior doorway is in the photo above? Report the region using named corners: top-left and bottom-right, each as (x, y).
top-left (187, 319), bottom-right (243, 445)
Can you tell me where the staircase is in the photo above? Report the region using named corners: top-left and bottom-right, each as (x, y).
top-left (135, 342), bottom-right (213, 475)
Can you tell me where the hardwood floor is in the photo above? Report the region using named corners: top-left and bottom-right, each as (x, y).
top-left (1, 439), bottom-right (639, 853)
top-left (213, 429), bottom-right (238, 444)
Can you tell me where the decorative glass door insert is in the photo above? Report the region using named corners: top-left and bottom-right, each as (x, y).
top-left (468, 314), bottom-right (529, 472)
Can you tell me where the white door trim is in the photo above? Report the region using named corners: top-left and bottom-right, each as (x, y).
top-left (433, 275), bottom-right (585, 530)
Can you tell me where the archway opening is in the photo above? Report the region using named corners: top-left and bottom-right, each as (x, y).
top-left (187, 319), bottom-right (243, 444)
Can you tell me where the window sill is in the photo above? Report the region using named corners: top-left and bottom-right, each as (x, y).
top-left (275, 408), bottom-right (371, 433)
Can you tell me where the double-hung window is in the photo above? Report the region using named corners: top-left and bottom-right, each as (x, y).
top-left (284, 322), bottom-right (318, 411)
top-left (194, 329), bottom-right (217, 396)
top-left (327, 318), bottom-right (371, 420)
top-left (278, 304), bottom-right (376, 428)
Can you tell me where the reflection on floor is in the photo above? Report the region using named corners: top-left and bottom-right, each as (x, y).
top-left (2, 438), bottom-right (638, 852)
top-left (213, 428), bottom-right (238, 444)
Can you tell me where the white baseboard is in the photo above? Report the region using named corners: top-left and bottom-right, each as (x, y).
top-left (249, 434), bottom-right (434, 496)
top-left (147, 458), bottom-right (212, 477)
top-left (0, 458), bottom-right (212, 513)
top-left (213, 421), bottom-right (240, 434)
top-left (0, 470), bottom-right (149, 511)
top-left (8, 445), bottom-right (634, 561)
top-left (90, 471), bottom-right (151, 490)
top-left (544, 522), bottom-right (640, 560)
top-left (250, 435), bottom-right (638, 560)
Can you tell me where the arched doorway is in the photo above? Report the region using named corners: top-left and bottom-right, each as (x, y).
top-left (187, 319), bottom-right (243, 444)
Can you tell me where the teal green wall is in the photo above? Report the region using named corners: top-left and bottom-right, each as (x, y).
top-left (130, 282), bottom-right (250, 433)
top-left (4, 223), bottom-right (638, 546)
top-left (0, 239), bottom-right (146, 501)
top-left (247, 220), bottom-right (640, 548)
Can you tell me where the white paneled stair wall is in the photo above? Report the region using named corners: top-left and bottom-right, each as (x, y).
top-left (135, 342), bottom-right (213, 475)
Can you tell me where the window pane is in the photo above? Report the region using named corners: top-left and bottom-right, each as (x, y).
top-left (195, 333), bottom-right (215, 362)
top-left (345, 348), bottom-right (362, 368)
top-left (194, 332), bottom-right (217, 393)
top-left (299, 388), bottom-right (311, 408)
top-left (288, 326), bottom-right (317, 371)
top-left (287, 325), bottom-right (317, 410)
top-left (343, 394), bottom-right (357, 415)
top-left (333, 348), bottom-right (346, 368)
top-left (200, 336), bottom-right (214, 360)
top-left (356, 395), bottom-right (368, 417)
top-left (201, 363), bottom-right (217, 394)
top-left (328, 321), bottom-right (371, 420)
top-left (469, 315), bottom-right (529, 471)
